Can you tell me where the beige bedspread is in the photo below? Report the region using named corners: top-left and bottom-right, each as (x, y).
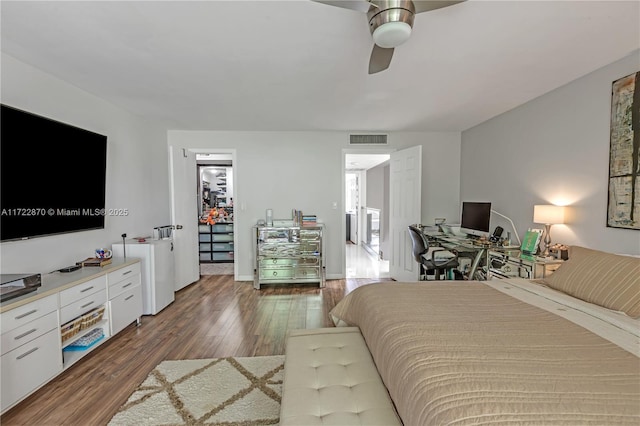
top-left (329, 281), bottom-right (640, 425)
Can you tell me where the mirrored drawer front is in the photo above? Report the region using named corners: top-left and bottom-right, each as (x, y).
top-left (259, 243), bottom-right (300, 257)
top-left (212, 242), bottom-right (233, 251)
top-left (300, 241), bottom-right (320, 253)
top-left (298, 257), bottom-right (320, 266)
top-left (300, 230), bottom-right (321, 240)
top-left (295, 267), bottom-right (320, 279)
top-left (212, 233), bottom-right (233, 242)
top-left (199, 233), bottom-right (212, 242)
top-left (212, 224), bottom-right (233, 233)
top-left (258, 229), bottom-right (291, 242)
top-left (259, 268), bottom-right (294, 280)
top-left (260, 258), bottom-right (296, 268)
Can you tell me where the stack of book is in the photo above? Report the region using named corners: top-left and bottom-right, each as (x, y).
top-left (80, 257), bottom-right (113, 267)
top-left (302, 215), bottom-right (317, 226)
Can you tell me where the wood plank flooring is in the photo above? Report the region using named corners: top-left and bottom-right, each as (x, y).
top-left (0, 276), bottom-right (381, 426)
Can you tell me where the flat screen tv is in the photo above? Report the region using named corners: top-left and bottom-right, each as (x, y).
top-left (1, 104), bottom-right (107, 242)
top-left (460, 201), bottom-right (492, 239)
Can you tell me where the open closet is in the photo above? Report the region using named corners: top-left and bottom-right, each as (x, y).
top-left (196, 154), bottom-right (234, 270)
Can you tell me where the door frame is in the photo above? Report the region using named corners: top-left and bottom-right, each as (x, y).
top-left (182, 148), bottom-right (239, 280)
top-left (342, 148), bottom-right (395, 278)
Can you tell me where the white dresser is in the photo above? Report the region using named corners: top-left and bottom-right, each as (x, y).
top-left (0, 259), bottom-right (142, 413)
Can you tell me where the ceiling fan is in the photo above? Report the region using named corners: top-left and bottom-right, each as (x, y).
top-left (312, 0), bottom-right (465, 74)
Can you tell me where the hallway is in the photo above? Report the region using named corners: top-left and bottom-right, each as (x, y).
top-left (345, 243), bottom-right (390, 279)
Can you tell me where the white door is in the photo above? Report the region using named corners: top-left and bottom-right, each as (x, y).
top-left (169, 146), bottom-right (200, 291)
top-left (389, 145), bottom-right (422, 281)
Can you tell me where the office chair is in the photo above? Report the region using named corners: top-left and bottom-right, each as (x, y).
top-left (408, 225), bottom-right (460, 280)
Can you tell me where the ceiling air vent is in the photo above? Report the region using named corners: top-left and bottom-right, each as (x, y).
top-left (349, 134), bottom-right (388, 145)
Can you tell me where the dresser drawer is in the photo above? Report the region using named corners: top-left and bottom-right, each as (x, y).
top-left (110, 285), bottom-right (142, 335)
top-left (212, 223), bottom-right (233, 233)
top-left (260, 258), bottom-right (296, 268)
top-left (1, 328), bottom-right (62, 412)
top-left (59, 276), bottom-right (106, 307)
top-left (108, 273), bottom-right (141, 299)
top-left (60, 289), bottom-right (107, 324)
top-left (211, 233), bottom-right (233, 243)
top-left (1, 311), bottom-right (58, 356)
top-left (107, 263), bottom-right (141, 286)
top-left (259, 268), bottom-right (294, 280)
top-left (212, 242), bottom-right (233, 251)
top-left (1, 294), bottom-right (58, 334)
top-left (295, 267), bottom-right (320, 279)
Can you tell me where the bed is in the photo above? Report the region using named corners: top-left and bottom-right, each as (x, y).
top-left (329, 246), bottom-right (640, 425)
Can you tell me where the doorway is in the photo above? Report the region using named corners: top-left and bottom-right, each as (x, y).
top-left (344, 153), bottom-right (390, 279)
top-left (196, 153), bottom-right (234, 276)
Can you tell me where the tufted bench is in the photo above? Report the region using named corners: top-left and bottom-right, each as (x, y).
top-left (279, 327), bottom-right (402, 425)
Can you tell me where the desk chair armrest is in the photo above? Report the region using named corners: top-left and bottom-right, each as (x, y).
top-left (424, 248), bottom-right (459, 267)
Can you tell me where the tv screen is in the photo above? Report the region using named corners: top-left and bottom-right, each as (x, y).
top-left (460, 201), bottom-right (492, 238)
top-left (1, 104), bottom-right (107, 242)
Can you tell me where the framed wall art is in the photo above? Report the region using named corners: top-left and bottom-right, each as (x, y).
top-left (607, 71), bottom-right (640, 230)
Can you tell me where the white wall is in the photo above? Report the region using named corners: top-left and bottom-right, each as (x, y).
top-left (168, 131), bottom-right (461, 279)
top-left (461, 50), bottom-right (640, 255)
top-left (0, 54), bottom-right (172, 274)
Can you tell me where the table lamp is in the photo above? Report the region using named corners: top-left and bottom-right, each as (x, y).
top-left (533, 205), bottom-right (565, 256)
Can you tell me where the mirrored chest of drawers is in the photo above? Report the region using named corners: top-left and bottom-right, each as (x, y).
top-left (253, 225), bottom-right (325, 289)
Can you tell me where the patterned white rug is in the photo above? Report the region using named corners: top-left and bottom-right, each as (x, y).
top-left (109, 356), bottom-right (284, 426)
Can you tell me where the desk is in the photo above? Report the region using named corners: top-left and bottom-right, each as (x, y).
top-left (424, 232), bottom-right (518, 280)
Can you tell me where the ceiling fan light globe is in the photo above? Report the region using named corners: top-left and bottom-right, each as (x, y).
top-left (372, 21), bottom-right (412, 48)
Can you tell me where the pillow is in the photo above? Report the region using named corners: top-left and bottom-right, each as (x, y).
top-left (540, 246), bottom-right (640, 318)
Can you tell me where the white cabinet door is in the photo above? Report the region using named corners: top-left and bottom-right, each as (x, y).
top-left (152, 240), bottom-right (175, 314)
top-left (110, 285), bottom-right (142, 335)
top-left (0, 328), bottom-right (62, 412)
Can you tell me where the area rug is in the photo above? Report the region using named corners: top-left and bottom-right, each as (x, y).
top-left (108, 356), bottom-right (284, 426)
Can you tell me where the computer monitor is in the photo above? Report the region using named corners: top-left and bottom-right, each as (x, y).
top-left (460, 202), bottom-right (492, 239)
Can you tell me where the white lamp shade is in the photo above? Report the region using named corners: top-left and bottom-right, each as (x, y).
top-left (372, 22), bottom-right (412, 48)
top-left (533, 205), bottom-right (565, 224)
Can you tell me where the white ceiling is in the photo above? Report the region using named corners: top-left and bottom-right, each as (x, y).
top-left (1, 1), bottom-right (638, 132)
top-left (346, 153), bottom-right (390, 170)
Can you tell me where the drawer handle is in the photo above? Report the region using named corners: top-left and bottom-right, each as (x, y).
top-left (122, 282), bottom-right (133, 289)
top-left (81, 301), bottom-right (95, 309)
top-left (15, 309), bottom-right (37, 320)
top-left (15, 328), bottom-right (37, 340)
top-left (16, 347), bottom-right (39, 360)
top-left (272, 259), bottom-right (277, 264)
top-left (272, 271), bottom-right (277, 276)
top-left (122, 270), bottom-right (133, 275)
top-left (125, 295), bottom-right (134, 301)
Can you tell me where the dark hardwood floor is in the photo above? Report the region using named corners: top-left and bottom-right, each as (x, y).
top-left (1, 275), bottom-right (381, 425)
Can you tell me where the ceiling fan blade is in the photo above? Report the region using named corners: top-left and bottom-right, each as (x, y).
top-left (413, 0), bottom-right (465, 14)
top-left (369, 45), bottom-right (394, 74)
top-left (311, 0), bottom-right (376, 13)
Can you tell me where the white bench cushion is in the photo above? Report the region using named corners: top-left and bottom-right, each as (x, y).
top-left (280, 327), bottom-right (401, 426)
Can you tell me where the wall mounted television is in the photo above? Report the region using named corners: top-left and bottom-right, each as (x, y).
top-left (1, 104), bottom-right (107, 242)
top-left (460, 201), bottom-right (492, 239)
